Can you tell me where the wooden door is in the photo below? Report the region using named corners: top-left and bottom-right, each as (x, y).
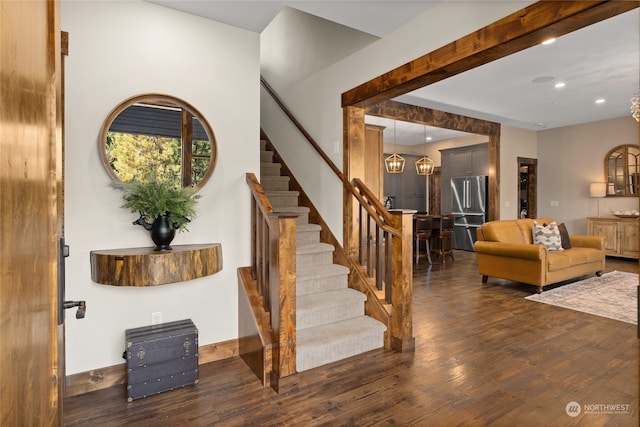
top-left (0, 0), bottom-right (63, 424)
top-left (589, 220), bottom-right (619, 255)
top-left (619, 220), bottom-right (639, 258)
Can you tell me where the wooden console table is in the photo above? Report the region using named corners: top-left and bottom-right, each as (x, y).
top-left (587, 216), bottom-right (639, 259)
top-left (90, 243), bottom-right (223, 286)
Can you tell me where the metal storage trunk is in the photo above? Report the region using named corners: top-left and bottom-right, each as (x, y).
top-left (125, 319), bottom-right (198, 402)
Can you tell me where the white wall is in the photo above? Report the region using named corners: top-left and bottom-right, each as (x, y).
top-left (537, 116), bottom-right (639, 234)
top-left (261, 1), bottom-right (533, 242)
top-left (62, 0), bottom-right (259, 374)
top-left (261, 7), bottom-right (378, 89)
top-left (500, 125), bottom-right (538, 219)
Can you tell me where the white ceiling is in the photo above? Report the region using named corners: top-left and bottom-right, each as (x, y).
top-left (147, 1), bottom-right (639, 145)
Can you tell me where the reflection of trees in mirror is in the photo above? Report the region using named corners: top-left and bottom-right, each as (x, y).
top-left (106, 132), bottom-right (211, 187)
top-left (106, 132), bottom-right (181, 185)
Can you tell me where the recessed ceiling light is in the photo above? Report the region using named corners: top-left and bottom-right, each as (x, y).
top-left (542, 38), bottom-right (556, 45)
top-left (554, 82), bottom-right (566, 88)
top-left (426, 137), bottom-right (432, 141)
top-left (595, 99), bottom-right (606, 104)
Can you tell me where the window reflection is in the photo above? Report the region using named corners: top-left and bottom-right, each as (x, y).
top-left (99, 94), bottom-right (216, 190)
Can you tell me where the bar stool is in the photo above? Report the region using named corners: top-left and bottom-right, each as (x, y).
top-left (431, 214), bottom-right (455, 263)
top-left (414, 215), bottom-right (433, 265)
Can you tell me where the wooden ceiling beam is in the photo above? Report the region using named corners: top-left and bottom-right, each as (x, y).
top-left (342, 1), bottom-right (638, 108)
top-left (365, 100), bottom-right (500, 136)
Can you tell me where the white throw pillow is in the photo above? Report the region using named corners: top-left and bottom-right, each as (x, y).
top-left (532, 221), bottom-right (563, 251)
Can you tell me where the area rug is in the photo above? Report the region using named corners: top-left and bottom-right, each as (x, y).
top-left (524, 271), bottom-right (638, 325)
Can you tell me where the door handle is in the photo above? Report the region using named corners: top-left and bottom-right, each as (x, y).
top-left (58, 237), bottom-right (86, 323)
top-left (64, 300), bottom-right (86, 319)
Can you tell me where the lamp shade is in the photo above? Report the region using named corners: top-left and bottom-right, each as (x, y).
top-left (589, 182), bottom-right (607, 198)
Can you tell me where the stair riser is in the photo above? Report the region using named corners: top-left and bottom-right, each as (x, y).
top-left (295, 213), bottom-right (309, 225)
top-left (297, 251), bottom-right (333, 267)
top-left (297, 230), bottom-right (320, 245)
top-left (297, 331), bottom-right (384, 372)
top-left (260, 151), bottom-right (273, 163)
top-left (268, 195), bottom-right (300, 207)
top-left (261, 180), bottom-right (290, 191)
top-left (297, 274), bottom-right (348, 296)
top-left (261, 164), bottom-right (281, 176)
top-left (298, 303), bottom-right (364, 330)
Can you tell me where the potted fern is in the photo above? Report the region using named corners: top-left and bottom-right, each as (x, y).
top-left (111, 178), bottom-right (201, 251)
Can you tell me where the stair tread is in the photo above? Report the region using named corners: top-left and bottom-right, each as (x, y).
top-left (297, 316), bottom-right (386, 346)
top-left (297, 288), bottom-right (365, 311)
top-left (296, 242), bottom-right (334, 254)
top-left (265, 190), bottom-right (300, 196)
top-left (261, 175), bottom-right (289, 181)
top-left (273, 206), bottom-right (310, 213)
top-left (297, 263), bottom-right (349, 278)
top-left (297, 223), bottom-right (322, 232)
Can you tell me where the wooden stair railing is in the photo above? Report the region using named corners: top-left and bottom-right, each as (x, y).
top-left (260, 77), bottom-right (415, 352)
top-left (244, 172), bottom-right (298, 393)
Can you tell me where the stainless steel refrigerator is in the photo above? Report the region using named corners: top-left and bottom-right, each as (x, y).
top-left (451, 176), bottom-right (488, 251)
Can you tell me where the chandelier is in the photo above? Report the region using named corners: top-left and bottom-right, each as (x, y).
top-left (632, 93), bottom-right (640, 122)
top-left (415, 125), bottom-right (434, 176)
top-left (384, 120), bottom-right (405, 173)
top-left (416, 156), bottom-right (434, 175)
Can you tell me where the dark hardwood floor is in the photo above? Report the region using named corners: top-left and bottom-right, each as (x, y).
top-left (64, 251), bottom-right (639, 426)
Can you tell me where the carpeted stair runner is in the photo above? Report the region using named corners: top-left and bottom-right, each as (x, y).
top-left (260, 140), bottom-right (386, 372)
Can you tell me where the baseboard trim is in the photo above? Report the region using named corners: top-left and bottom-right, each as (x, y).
top-left (64, 338), bottom-right (239, 398)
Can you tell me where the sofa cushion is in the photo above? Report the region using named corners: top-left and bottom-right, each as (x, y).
top-left (547, 248), bottom-right (602, 272)
top-left (532, 221), bottom-right (563, 251)
top-left (558, 222), bottom-right (572, 249)
top-left (481, 220), bottom-right (529, 244)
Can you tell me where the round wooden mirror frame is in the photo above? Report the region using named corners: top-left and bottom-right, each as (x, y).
top-left (98, 93), bottom-right (217, 191)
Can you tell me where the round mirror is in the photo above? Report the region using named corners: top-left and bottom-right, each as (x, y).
top-left (99, 94), bottom-right (217, 190)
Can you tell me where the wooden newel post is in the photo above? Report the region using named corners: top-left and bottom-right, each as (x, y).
top-left (388, 210), bottom-right (416, 352)
top-left (268, 213), bottom-right (299, 393)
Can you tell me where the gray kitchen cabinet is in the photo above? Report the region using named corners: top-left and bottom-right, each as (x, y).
top-left (444, 143), bottom-right (489, 177)
top-left (440, 143), bottom-right (488, 213)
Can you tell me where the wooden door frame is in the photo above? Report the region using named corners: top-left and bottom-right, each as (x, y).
top-left (342, 1), bottom-right (637, 251)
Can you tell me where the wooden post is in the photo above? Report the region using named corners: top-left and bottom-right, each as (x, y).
top-left (269, 214), bottom-right (299, 393)
top-left (388, 210), bottom-right (415, 352)
top-left (343, 106), bottom-right (366, 260)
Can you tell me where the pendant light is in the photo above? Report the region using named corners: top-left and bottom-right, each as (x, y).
top-left (415, 125), bottom-right (434, 176)
top-left (384, 120), bottom-right (405, 173)
top-left (631, 92), bottom-right (639, 122)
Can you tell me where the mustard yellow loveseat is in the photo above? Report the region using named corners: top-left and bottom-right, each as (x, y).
top-left (474, 218), bottom-right (605, 293)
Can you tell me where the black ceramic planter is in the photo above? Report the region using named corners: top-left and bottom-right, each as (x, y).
top-left (150, 215), bottom-right (175, 251)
